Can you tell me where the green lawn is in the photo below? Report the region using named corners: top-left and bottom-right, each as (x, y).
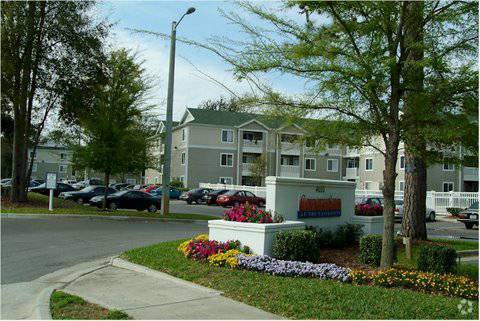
top-left (50, 291), bottom-right (130, 320)
top-left (1, 193), bottom-right (218, 220)
top-left (122, 240), bottom-right (478, 320)
top-left (396, 238), bottom-right (479, 280)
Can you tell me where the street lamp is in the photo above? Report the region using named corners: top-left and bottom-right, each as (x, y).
top-left (162, 7), bottom-right (196, 216)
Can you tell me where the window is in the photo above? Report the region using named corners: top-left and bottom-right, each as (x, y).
top-left (305, 158), bottom-right (316, 171)
top-left (399, 156), bottom-right (405, 169)
top-left (182, 129), bottom-right (186, 141)
top-left (347, 159), bottom-right (358, 168)
top-left (365, 158), bottom-right (373, 171)
top-left (281, 134), bottom-right (297, 143)
top-left (219, 177), bottom-right (233, 184)
top-left (327, 159), bottom-right (338, 172)
top-left (281, 155), bottom-right (299, 166)
top-left (245, 191), bottom-right (255, 197)
top-left (181, 152), bottom-right (185, 165)
top-left (221, 129), bottom-right (234, 143)
top-left (443, 182), bottom-right (454, 192)
top-left (59, 165), bottom-right (67, 173)
top-left (399, 181), bottom-right (405, 191)
top-left (126, 178), bottom-right (136, 184)
top-left (60, 153), bottom-right (67, 160)
top-left (220, 153), bottom-right (234, 167)
top-left (443, 163), bottom-right (455, 171)
top-left (32, 163), bottom-right (37, 173)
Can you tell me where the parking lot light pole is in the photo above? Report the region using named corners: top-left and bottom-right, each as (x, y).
top-left (161, 7), bottom-right (196, 216)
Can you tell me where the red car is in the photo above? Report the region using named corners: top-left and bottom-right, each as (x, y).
top-left (141, 184), bottom-right (157, 193)
top-left (216, 190), bottom-right (265, 207)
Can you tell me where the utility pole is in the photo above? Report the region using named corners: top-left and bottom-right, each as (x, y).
top-left (161, 7), bottom-right (196, 216)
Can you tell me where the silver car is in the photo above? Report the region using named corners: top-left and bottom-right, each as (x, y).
top-left (394, 199), bottom-right (436, 222)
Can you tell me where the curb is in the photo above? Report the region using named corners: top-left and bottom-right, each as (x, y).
top-left (1, 213), bottom-right (210, 225)
top-left (111, 257), bottom-right (222, 295)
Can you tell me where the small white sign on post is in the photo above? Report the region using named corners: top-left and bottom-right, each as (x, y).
top-left (45, 172), bottom-right (57, 211)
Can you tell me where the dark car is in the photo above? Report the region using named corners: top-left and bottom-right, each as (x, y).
top-left (150, 187), bottom-right (182, 200)
top-left (202, 189), bottom-right (229, 205)
top-left (216, 190), bottom-right (265, 207)
top-left (89, 190), bottom-right (161, 212)
top-left (60, 186), bottom-right (117, 204)
top-left (457, 202), bottom-right (479, 229)
top-left (29, 182), bottom-right (76, 197)
top-left (355, 197), bottom-right (384, 206)
top-left (179, 188), bottom-right (213, 204)
top-left (110, 183), bottom-right (130, 190)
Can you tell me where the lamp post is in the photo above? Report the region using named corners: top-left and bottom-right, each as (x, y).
top-left (162, 7), bottom-right (196, 216)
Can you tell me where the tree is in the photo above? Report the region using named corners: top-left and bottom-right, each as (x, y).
top-left (401, 1), bottom-right (478, 240)
top-left (72, 49), bottom-right (153, 210)
top-left (250, 155), bottom-right (267, 186)
top-left (1, 1), bottom-right (108, 202)
top-left (198, 96), bottom-right (245, 112)
top-left (140, 1), bottom-right (477, 266)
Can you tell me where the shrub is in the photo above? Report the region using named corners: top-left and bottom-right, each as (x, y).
top-left (355, 203), bottom-right (383, 216)
top-left (307, 223), bottom-right (363, 248)
top-left (359, 234), bottom-right (387, 266)
top-left (272, 230), bottom-right (319, 262)
top-left (236, 254), bottom-right (351, 282)
top-left (417, 245), bottom-right (457, 274)
top-left (208, 249), bottom-right (245, 268)
top-left (169, 179), bottom-right (184, 189)
top-left (446, 207), bottom-right (464, 217)
top-left (223, 203), bottom-right (274, 223)
top-left (350, 268), bottom-right (478, 299)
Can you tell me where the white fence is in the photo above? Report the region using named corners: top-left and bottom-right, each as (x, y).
top-left (199, 183), bottom-right (479, 214)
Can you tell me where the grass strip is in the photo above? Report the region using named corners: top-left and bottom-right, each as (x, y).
top-left (50, 290), bottom-right (130, 320)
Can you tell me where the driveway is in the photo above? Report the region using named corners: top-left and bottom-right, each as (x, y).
top-left (169, 200), bottom-right (226, 217)
top-left (1, 215), bottom-right (207, 284)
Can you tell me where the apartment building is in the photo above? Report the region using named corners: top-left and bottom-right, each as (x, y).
top-left (148, 108), bottom-right (478, 192)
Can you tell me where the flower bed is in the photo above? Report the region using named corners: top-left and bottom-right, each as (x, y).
top-left (351, 268), bottom-right (478, 299)
top-left (236, 254), bottom-right (351, 282)
top-left (223, 203), bottom-right (276, 223)
top-left (355, 203), bottom-right (383, 216)
top-left (178, 234), bottom-right (247, 260)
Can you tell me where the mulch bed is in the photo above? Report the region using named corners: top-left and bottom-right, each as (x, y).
top-left (1, 195), bottom-right (73, 209)
top-left (318, 245), bottom-right (377, 272)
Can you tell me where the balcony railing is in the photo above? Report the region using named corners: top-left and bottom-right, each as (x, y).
top-left (242, 163), bottom-right (253, 172)
top-left (464, 167), bottom-right (479, 182)
top-left (243, 140), bottom-right (263, 148)
top-left (345, 167), bottom-right (359, 178)
top-left (280, 165), bottom-right (300, 178)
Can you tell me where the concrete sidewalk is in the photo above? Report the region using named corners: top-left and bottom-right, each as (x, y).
top-left (62, 259), bottom-right (281, 320)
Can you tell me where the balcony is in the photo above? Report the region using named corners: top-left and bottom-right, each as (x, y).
top-left (345, 147), bottom-right (360, 157)
top-left (280, 142), bottom-right (300, 155)
top-left (242, 139), bottom-right (264, 153)
top-left (280, 165), bottom-right (300, 178)
top-left (344, 167), bottom-right (359, 179)
top-left (464, 167), bottom-right (478, 182)
top-left (242, 163), bottom-right (253, 175)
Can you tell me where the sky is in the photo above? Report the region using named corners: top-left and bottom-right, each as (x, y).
top-left (96, 0), bottom-right (309, 120)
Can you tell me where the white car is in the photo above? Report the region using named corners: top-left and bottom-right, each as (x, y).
top-left (394, 199), bottom-right (436, 222)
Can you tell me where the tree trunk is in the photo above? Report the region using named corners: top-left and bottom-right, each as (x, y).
top-left (401, 1), bottom-right (427, 240)
top-left (380, 147), bottom-right (399, 268)
top-left (103, 172), bottom-right (110, 211)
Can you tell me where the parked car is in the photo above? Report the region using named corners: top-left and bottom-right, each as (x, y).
top-left (216, 190), bottom-right (265, 207)
top-left (32, 179), bottom-right (45, 185)
top-left (132, 184), bottom-right (147, 190)
top-left (393, 199), bottom-right (436, 222)
top-left (150, 187), bottom-right (182, 199)
top-left (72, 179), bottom-right (103, 190)
top-left (202, 189), bottom-right (229, 205)
top-left (179, 188), bottom-right (213, 204)
top-left (457, 202), bottom-right (479, 229)
top-left (0, 178), bottom-right (11, 186)
top-left (141, 184), bottom-right (158, 193)
top-left (110, 183), bottom-right (130, 190)
top-left (355, 197), bottom-right (384, 206)
top-left (60, 186), bottom-right (117, 204)
top-left (121, 184), bottom-right (135, 191)
top-left (29, 182), bottom-right (76, 197)
top-left (89, 190), bottom-right (161, 212)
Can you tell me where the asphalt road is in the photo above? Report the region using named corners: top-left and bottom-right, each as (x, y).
top-left (1, 216), bottom-right (207, 284)
top-left (169, 200), bottom-right (226, 217)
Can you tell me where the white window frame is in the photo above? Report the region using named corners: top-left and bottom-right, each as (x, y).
top-left (181, 152), bottom-right (185, 165)
top-left (221, 129), bottom-right (234, 143)
top-left (365, 158), bottom-right (373, 171)
top-left (32, 163), bottom-right (38, 173)
top-left (219, 177), bottom-right (233, 184)
top-left (59, 164), bottom-right (67, 173)
top-left (399, 155), bottom-right (405, 170)
top-left (399, 181), bottom-right (405, 191)
top-left (327, 159), bottom-right (338, 172)
top-left (181, 128), bottom-right (186, 142)
top-left (443, 182), bottom-right (454, 192)
top-left (305, 158), bottom-right (316, 171)
top-left (443, 162), bottom-right (455, 171)
top-left (220, 153), bottom-right (234, 167)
